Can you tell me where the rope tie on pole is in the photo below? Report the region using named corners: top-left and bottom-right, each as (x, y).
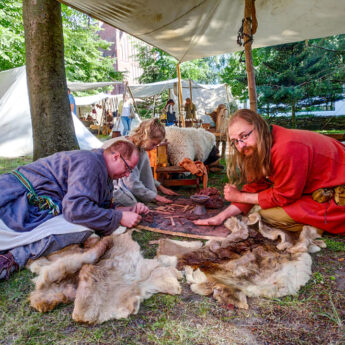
top-left (237, 17), bottom-right (254, 47)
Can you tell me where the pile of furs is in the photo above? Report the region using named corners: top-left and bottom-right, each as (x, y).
top-left (27, 231), bottom-right (182, 324)
top-left (156, 213), bottom-right (326, 309)
top-left (165, 127), bottom-right (216, 165)
top-left (27, 213), bottom-right (325, 323)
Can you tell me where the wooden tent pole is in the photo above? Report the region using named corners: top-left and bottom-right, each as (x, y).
top-left (176, 63), bottom-right (185, 127)
top-left (153, 95), bottom-right (156, 118)
top-left (123, 80), bottom-right (128, 100)
top-left (225, 84), bottom-right (230, 105)
top-left (243, 0), bottom-right (257, 112)
top-left (127, 85), bottom-right (140, 116)
top-left (189, 79), bottom-right (192, 103)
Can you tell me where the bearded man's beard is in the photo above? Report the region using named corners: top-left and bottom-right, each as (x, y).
top-left (239, 145), bottom-right (264, 183)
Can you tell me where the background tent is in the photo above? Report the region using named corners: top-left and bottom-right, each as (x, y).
top-left (0, 67), bottom-right (102, 158)
top-left (75, 93), bottom-right (142, 134)
top-left (57, 0), bottom-right (345, 62)
top-left (130, 79), bottom-right (231, 115)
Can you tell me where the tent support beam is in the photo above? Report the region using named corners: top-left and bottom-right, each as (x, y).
top-left (127, 85), bottom-right (140, 116)
top-left (177, 63), bottom-right (185, 127)
top-left (189, 79), bottom-right (192, 103)
top-left (244, 0), bottom-right (257, 112)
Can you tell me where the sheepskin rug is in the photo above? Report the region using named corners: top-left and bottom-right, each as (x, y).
top-left (27, 231), bottom-right (182, 323)
top-left (165, 127), bottom-right (216, 165)
top-left (156, 213), bottom-right (326, 310)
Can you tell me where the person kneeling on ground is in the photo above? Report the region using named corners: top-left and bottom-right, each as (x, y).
top-left (103, 118), bottom-right (178, 206)
top-left (195, 109), bottom-right (345, 236)
top-left (0, 139), bottom-right (149, 280)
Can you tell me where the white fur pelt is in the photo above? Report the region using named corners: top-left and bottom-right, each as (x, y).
top-left (27, 231), bottom-right (182, 323)
top-left (165, 127), bottom-right (216, 165)
top-left (156, 214), bottom-right (325, 310)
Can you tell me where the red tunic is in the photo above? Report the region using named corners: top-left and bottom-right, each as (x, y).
top-left (233, 125), bottom-right (345, 235)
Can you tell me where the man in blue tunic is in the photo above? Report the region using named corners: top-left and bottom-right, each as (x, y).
top-left (0, 139), bottom-right (147, 280)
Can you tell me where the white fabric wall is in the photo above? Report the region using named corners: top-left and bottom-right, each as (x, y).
top-left (0, 67), bottom-right (102, 158)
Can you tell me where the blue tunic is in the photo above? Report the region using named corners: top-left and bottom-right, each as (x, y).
top-left (0, 149), bottom-right (122, 236)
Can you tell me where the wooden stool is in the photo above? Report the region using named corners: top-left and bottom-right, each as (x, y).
top-left (156, 165), bottom-right (200, 191)
top-left (148, 142), bottom-right (200, 191)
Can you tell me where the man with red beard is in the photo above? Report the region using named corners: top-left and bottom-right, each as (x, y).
top-left (195, 109), bottom-right (345, 235)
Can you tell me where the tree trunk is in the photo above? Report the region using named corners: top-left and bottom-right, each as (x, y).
top-left (23, 0), bottom-right (79, 160)
top-left (291, 102), bottom-right (296, 128)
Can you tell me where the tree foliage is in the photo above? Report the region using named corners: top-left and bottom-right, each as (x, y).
top-left (0, 1), bottom-right (123, 84)
top-left (0, 0), bottom-right (25, 70)
top-left (61, 6), bottom-right (123, 82)
top-left (135, 44), bottom-right (219, 84)
top-left (221, 35), bottom-right (345, 124)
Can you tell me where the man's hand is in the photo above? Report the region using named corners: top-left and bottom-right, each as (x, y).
top-left (224, 184), bottom-right (243, 203)
top-left (193, 214), bottom-right (225, 226)
top-left (155, 195), bottom-right (173, 204)
top-left (158, 185), bottom-right (179, 196)
top-left (133, 202), bottom-right (149, 215)
top-left (120, 211), bottom-right (142, 228)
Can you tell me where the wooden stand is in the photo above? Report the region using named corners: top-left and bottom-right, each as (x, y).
top-left (207, 129), bottom-right (227, 158)
top-left (148, 143), bottom-right (200, 191)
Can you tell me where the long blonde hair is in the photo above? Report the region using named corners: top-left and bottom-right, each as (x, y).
top-left (227, 109), bottom-right (272, 185)
top-left (129, 118), bottom-right (165, 149)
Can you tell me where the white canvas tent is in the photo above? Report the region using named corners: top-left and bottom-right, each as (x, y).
top-left (130, 78), bottom-right (231, 115)
top-left (0, 66), bottom-right (102, 158)
top-left (57, 0), bottom-right (345, 62)
top-left (75, 93), bottom-right (142, 134)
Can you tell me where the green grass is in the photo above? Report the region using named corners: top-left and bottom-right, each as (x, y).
top-left (324, 238), bottom-right (345, 251)
top-left (0, 156), bottom-right (32, 174)
top-left (1, 159), bottom-right (344, 345)
top-left (316, 130), bottom-right (345, 134)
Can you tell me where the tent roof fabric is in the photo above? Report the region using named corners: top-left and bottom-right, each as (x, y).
top-left (58, 0), bottom-right (345, 62)
top-left (68, 81), bottom-right (122, 92)
top-left (129, 78), bottom-right (228, 98)
top-left (128, 78), bottom-right (230, 114)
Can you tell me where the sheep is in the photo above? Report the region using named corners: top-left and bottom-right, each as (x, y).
top-left (165, 127), bottom-right (217, 166)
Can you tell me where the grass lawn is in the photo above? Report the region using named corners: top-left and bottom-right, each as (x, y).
top-left (0, 161), bottom-right (344, 345)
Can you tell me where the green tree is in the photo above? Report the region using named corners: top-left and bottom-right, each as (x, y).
top-left (135, 44), bottom-right (219, 84)
top-left (0, 0), bottom-right (25, 70)
top-left (62, 6), bottom-right (123, 83)
top-left (221, 35), bottom-right (345, 127)
top-left (0, 1), bottom-right (123, 84)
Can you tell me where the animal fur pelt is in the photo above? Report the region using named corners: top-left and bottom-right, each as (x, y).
top-left (27, 231), bottom-right (182, 323)
top-left (165, 127), bottom-right (216, 165)
top-left (156, 213), bottom-right (326, 310)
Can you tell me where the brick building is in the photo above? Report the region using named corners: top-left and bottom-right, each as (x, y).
top-left (99, 23), bottom-right (143, 94)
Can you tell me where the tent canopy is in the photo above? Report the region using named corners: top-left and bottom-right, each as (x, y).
top-left (129, 78), bottom-right (231, 114)
top-left (68, 81), bottom-right (121, 92)
top-left (58, 0), bottom-right (345, 62)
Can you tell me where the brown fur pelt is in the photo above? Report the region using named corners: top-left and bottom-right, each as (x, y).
top-left (156, 213), bottom-right (326, 310)
top-left (27, 231), bottom-right (182, 323)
